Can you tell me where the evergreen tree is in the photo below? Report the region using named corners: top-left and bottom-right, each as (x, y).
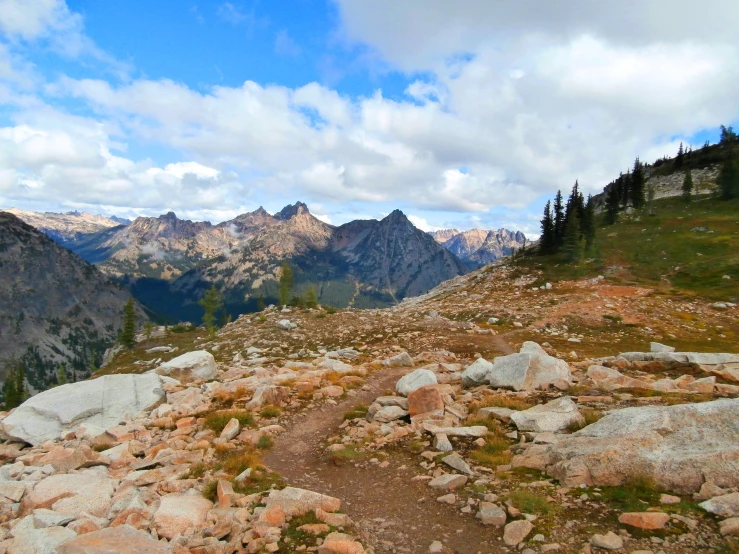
top-left (2, 364), bottom-right (18, 410)
top-left (630, 158), bottom-right (645, 208)
top-left (218, 308), bottom-right (231, 328)
top-left (305, 286), bottom-right (318, 309)
top-left (256, 293), bottom-right (266, 311)
top-left (620, 171), bottom-right (631, 209)
top-left (718, 157), bottom-right (739, 200)
top-left (539, 200), bottom-right (555, 254)
top-left (720, 125), bottom-right (737, 145)
top-left (278, 263), bottom-right (294, 306)
top-left (198, 285), bottom-right (223, 337)
top-left (605, 184), bottom-right (620, 225)
top-left (57, 364), bottom-right (67, 386)
top-left (144, 321), bottom-right (155, 339)
top-left (120, 298), bottom-right (137, 349)
top-left (552, 190), bottom-right (565, 248)
top-left (675, 142), bottom-right (684, 167)
top-left (560, 207), bottom-right (584, 263)
top-left (582, 195), bottom-right (596, 251)
top-left (682, 169), bottom-right (694, 202)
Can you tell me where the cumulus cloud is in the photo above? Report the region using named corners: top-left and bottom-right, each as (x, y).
top-left (407, 215), bottom-right (440, 232)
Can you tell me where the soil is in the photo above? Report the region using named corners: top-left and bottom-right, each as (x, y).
top-left (265, 366), bottom-right (508, 554)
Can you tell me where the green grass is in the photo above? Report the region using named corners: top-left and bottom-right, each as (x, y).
top-left (508, 490), bottom-right (553, 515)
top-left (329, 445), bottom-right (363, 464)
top-left (256, 434), bottom-right (274, 449)
top-left (184, 463), bottom-right (207, 479)
top-left (343, 403), bottom-right (369, 420)
top-left (515, 195), bottom-right (739, 300)
top-left (202, 480), bottom-right (219, 502)
top-left (259, 405), bottom-right (282, 418)
top-left (203, 410), bottom-right (255, 434)
top-left (567, 408), bottom-right (604, 432)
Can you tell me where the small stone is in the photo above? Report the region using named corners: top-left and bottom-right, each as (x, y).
top-left (618, 512), bottom-right (670, 530)
top-left (441, 454), bottom-right (473, 476)
top-left (436, 494), bottom-right (456, 505)
top-left (428, 474), bottom-right (468, 490)
top-left (720, 517), bottom-right (739, 536)
top-left (590, 531), bottom-right (623, 550)
top-left (503, 520), bottom-right (534, 546)
top-left (429, 541), bottom-right (444, 554)
top-left (477, 502), bottom-right (506, 526)
top-left (220, 418), bottom-right (241, 441)
top-left (433, 434), bottom-right (453, 452)
top-left (659, 494), bottom-right (681, 505)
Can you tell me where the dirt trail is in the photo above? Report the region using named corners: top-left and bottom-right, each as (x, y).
top-left (265, 366), bottom-right (508, 554)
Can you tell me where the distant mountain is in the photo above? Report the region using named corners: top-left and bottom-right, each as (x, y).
top-left (431, 228), bottom-right (527, 267)
top-left (0, 212), bottom-right (139, 394)
top-left (4, 208), bottom-right (123, 250)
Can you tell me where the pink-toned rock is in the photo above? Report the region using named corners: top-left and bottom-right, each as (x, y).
top-left (320, 385), bottom-right (345, 398)
top-left (220, 418), bottom-right (241, 441)
top-left (503, 520), bottom-right (534, 546)
top-left (58, 523), bottom-right (170, 553)
top-left (318, 532), bottom-right (366, 554)
top-left (20, 472), bottom-right (115, 518)
top-left (264, 487), bottom-right (341, 516)
top-left (259, 505), bottom-right (286, 527)
top-left (618, 512), bottom-right (671, 529)
top-left (153, 492), bottom-right (213, 539)
top-left (407, 386), bottom-right (445, 417)
top-left (298, 523), bottom-right (330, 535)
top-left (217, 480), bottom-right (235, 508)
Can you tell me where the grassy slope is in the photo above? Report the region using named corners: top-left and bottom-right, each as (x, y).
top-left (520, 194), bottom-right (739, 301)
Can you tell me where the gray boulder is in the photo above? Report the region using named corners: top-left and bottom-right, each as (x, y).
top-left (155, 350), bottom-right (217, 383)
top-left (396, 369), bottom-right (437, 396)
top-left (461, 358), bottom-right (493, 387)
top-left (277, 319), bottom-right (297, 331)
top-left (2, 374), bottom-right (166, 446)
top-left (510, 397), bottom-right (583, 433)
top-left (485, 342), bottom-right (572, 391)
top-left (513, 398), bottom-right (739, 494)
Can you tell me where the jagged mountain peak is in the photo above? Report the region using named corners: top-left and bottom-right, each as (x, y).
top-left (275, 201), bottom-right (310, 220)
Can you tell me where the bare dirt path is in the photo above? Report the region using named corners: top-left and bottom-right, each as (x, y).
top-left (264, 366), bottom-right (509, 554)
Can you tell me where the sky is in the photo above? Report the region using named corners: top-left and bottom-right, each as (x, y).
top-left (0, 1), bottom-right (738, 238)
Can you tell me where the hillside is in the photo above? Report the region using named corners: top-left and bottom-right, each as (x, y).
top-left (0, 212), bottom-right (138, 394)
top-left (432, 228), bottom-right (527, 267)
top-left (3, 208), bottom-right (123, 250)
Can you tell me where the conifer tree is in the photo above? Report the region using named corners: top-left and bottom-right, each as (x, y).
top-left (2, 365), bottom-right (18, 410)
top-left (675, 142), bottom-right (684, 167)
top-left (57, 364), bottom-right (67, 386)
top-left (560, 207), bottom-right (584, 263)
top-left (630, 158), bottom-right (645, 208)
top-left (682, 169), bottom-right (693, 202)
top-left (539, 200), bottom-right (555, 254)
top-left (305, 286), bottom-right (318, 309)
top-left (620, 172), bottom-right (631, 209)
top-left (605, 184), bottom-right (620, 225)
top-left (582, 195), bottom-right (596, 251)
top-left (278, 263), bottom-right (294, 306)
top-left (552, 190), bottom-right (565, 248)
top-left (198, 285), bottom-right (223, 337)
top-left (718, 157), bottom-right (739, 200)
top-left (120, 298), bottom-right (137, 349)
top-left (256, 293), bottom-right (266, 311)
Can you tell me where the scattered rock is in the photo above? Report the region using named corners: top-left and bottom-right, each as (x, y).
top-left (510, 397), bottom-right (584, 433)
top-left (503, 520), bottom-right (534, 546)
top-left (618, 512), bottom-right (670, 529)
top-left (57, 524), bottom-right (170, 553)
top-left (428, 474), bottom-right (468, 490)
top-left (590, 531), bottom-right (623, 550)
top-left (156, 350), bottom-right (217, 383)
top-left (700, 492), bottom-right (739, 517)
top-left (396, 369), bottom-right (438, 396)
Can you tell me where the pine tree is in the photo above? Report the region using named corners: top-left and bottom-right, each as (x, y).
top-left (2, 364), bottom-right (18, 410)
top-left (305, 286), bottom-right (318, 309)
top-left (605, 184), bottom-right (620, 225)
top-left (675, 142), bottom-right (684, 167)
top-left (539, 200), bottom-right (555, 254)
top-left (718, 157), bottom-right (739, 200)
top-left (630, 158), bottom-right (645, 208)
top-left (620, 171), bottom-right (631, 209)
top-left (278, 263), bottom-right (294, 306)
top-left (582, 195), bottom-right (596, 251)
top-left (15, 364), bottom-right (27, 405)
top-left (57, 364), bottom-right (67, 386)
top-left (198, 285), bottom-right (223, 337)
top-left (682, 169), bottom-right (693, 202)
top-left (560, 207), bottom-right (584, 263)
top-left (120, 298), bottom-right (137, 349)
top-left (553, 190), bottom-right (565, 248)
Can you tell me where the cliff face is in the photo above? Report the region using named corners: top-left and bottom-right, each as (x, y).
top-left (0, 212), bottom-right (135, 393)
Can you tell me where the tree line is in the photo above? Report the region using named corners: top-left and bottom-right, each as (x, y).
top-left (539, 181), bottom-right (596, 262)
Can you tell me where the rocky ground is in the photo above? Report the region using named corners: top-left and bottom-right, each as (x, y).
top-left (0, 262), bottom-right (738, 553)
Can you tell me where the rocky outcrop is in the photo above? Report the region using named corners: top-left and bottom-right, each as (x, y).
top-left (3, 208), bottom-right (122, 249)
top-left (513, 398), bottom-right (739, 494)
top-left (155, 351), bottom-right (217, 383)
top-left (431, 228), bottom-right (527, 267)
top-left (2, 374), bottom-right (166, 445)
top-left (462, 342), bottom-right (572, 391)
top-left (510, 397), bottom-right (583, 432)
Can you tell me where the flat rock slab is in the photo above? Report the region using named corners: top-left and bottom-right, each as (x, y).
top-left (2, 374), bottom-right (166, 446)
top-left (265, 486), bottom-right (341, 516)
top-left (442, 454), bottom-right (473, 476)
top-left (618, 512), bottom-right (671, 529)
top-left (422, 423), bottom-right (488, 437)
top-left (57, 524), bottom-right (171, 554)
top-left (700, 492), bottom-right (739, 517)
top-left (153, 492), bottom-right (213, 539)
top-left (20, 471), bottom-right (115, 518)
top-left (156, 350), bottom-right (217, 383)
top-left (510, 397), bottom-right (583, 433)
top-left (428, 474), bottom-right (468, 490)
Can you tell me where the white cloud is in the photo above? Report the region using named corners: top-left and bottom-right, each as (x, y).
top-left (407, 215), bottom-right (440, 232)
top-left (275, 30), bottom-right (301, 57)
top-left (0, 0), bottom-right (79, 40)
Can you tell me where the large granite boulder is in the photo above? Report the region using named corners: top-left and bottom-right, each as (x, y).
top-left (510, 397), bottom-right (584, 432)
top-left (2, 374), bottom-right (166, 445)
top-left (155, 350), bottom-right (217, 383)
top-left (395, 369), bottom-right (438, 396)
top-left (461, 342), bottom-right (571, 391)
top-left (57, 524), bottom-right (171, 554)
top-left (513, 398), bottom-right (739, 494)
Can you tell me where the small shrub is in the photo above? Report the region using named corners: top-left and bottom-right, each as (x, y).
top-left (170, 323), bottom-right (195, 333)
top-left (343, 403), bottom-right (369, 420)
top-left (469, 437), bottom-right (512, 468)
top-left (256, 434), bottom-right (274, 449)
top-left (329, 445), bottom-right (363, 464)
top-left (185, 463), bottom-right (207, 479)
top-left (202, 480), bottom-right (218, 502)
top-left (218, 449), bottom-right (261, 475)
top-left (259, 405), bottom-right (281, 418)
top-left (567, 408), bottom-right (604, 432)
top-left (204, 410), bottom-right (255, 433)
top-left (324, 306), bottom-right (337, 315)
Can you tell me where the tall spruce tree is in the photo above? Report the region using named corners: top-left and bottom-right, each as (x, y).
top-left (198, 285), bottom-right (223, 337)
top-left (675, 142), bottom-right (684, 167)
top-left (560, 207), bottom-right (584, 263)
top-left (120, 298), bottom-right (136, 349)
top-left (630, 158), bottom-right (645, 208)
top-left (582, 195), bottom-right (596, 251)
top-left (682, 169), bottom-right (694, 202)
top-left (718, 157), bottom-right (739, 200)
top-left (605, 184), bottom-right (620, 225)
top-left (620, 171), bottom-right (631, 209)
top-left (279, 263), bottom-right (294, 306)
top-left (552, 190), bottom-right (565, 248)
top-left (539, 200), bottom-right (555, 254)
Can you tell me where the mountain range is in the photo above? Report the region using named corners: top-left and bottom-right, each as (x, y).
top-left (431, 228), bottom-right (528, 267)
top-left (0, 212), bottom-right (136, 393)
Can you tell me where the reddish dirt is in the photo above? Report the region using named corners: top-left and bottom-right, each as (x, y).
top-left (264, 366), bottom-right (508, 554)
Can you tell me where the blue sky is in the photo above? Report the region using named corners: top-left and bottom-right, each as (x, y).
top-left (1, 1), bottom-right (738, 237)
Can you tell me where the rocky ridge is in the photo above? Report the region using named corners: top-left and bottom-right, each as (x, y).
top-left (3, 208), bottom-right (123, 249)
top-left (0, 258), bottom-right (737, 552)
top-left (432, 228), bottom-right (527, 268)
